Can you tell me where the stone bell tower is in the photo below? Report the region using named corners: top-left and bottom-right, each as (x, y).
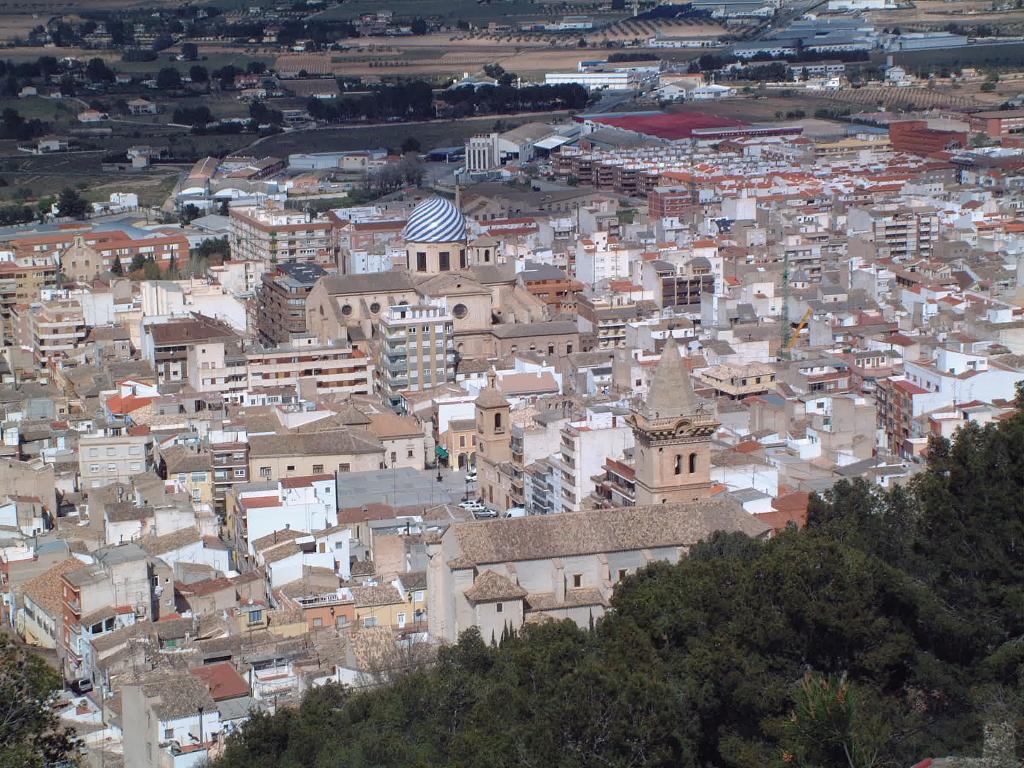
top-left (628, 337), bottom-right (719, 505)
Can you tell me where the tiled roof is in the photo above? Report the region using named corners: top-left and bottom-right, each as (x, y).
top-left (22, 558), bottom-right (87, 619)
top-left (189, 662), bottom-right (250, 701)
top-left (463, 570), bottom-right (527, 604)
top-left (449, 499), bottom-right (770, 566)
top-left (351, 584), bottom-right (403, 607)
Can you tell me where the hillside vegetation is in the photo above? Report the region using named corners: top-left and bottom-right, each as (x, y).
top-left (214, 400), bottom-right (1024, 768)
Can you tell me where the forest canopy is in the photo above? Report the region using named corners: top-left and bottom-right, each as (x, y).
top-left (214, 400), bottom-right (1024, 768)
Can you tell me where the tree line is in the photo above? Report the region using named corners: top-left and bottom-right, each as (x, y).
top-left (211, 393), bottom-right (1024, 768)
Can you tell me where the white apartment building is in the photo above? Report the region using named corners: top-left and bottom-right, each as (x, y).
top-left (375, 300), bottom-right (456, 410)
top-left (575, 230), bottom-right (636, 287)
top-left (186, 336), bottom-right (372, 403)
top-left (232, 474), bottom-right (339, 558)
top-left (552, 408), bottom-right (634, 513)
top-left (229, 205), bottom-right (335, 264)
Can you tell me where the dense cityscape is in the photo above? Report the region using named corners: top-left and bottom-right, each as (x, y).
top-left (0, 0), bottom-right (1021, 765)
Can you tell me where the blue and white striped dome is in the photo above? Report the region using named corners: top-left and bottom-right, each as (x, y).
top-left (402, 197), bottom-right (468, 244)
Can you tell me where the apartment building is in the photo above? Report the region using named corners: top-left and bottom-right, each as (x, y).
top-left (847, 206), bottom-right (938, 261)
top-left (29, 298), bottom-right (88, 371)
top-left (210, 439), bottom-right (249, 514)
top-left (256, 262), bottom-right (327, 345)
top-left (552, 408), bottom-right (634, 513)
top-left (142, 315), bottom-right (239, 384)
top-left (641, 258), bottom-right (715, 310)
top-left (375, 300), bottom-right (455, 410)
top-left (186, 335), bottom-right (371, 402)
top-left (248, 336), bottom-right (371, 397)
top-left (229, 205), bottom-right (335, 265)
top-left (518, 262), bottom-right (584, 316)
top-left (0, 255), bottom-right (57, 339)
top-left (78, 433), bottom-right (154, 489)
top-left (648, 186), bottom-right (697, 218)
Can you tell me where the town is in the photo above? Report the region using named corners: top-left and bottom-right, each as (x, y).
top-left (0, 0), bottom-right (1022, 765)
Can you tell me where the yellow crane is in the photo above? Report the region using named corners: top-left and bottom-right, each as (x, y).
top-left (785, 307), bottom-right (813, 351)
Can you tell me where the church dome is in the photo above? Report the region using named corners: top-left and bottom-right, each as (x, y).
top-left (402, 197), bottom-right (467, 244)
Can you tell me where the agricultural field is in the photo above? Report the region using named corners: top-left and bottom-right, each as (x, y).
top-left (591, 17), bottom-right (730, 43)
top-left (0, 14), bottom-right (42, 43)
top-left (821, 84), bottom-right (990, 112)
top-left (862, 0), bottom-right (1024, 32)
top-left (309, 0), bottom-right (619, 25)
top-left (267, 32), bottom-right (707, 78)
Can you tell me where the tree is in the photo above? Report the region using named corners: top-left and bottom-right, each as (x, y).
top-left (181, 42), bottom-right (199, 61)
top-left (780, 673), bottom-right (888, 768)
top-left (0, 635), bottom-right (78, 768)
top-left (142, 256), bottom-right (161, 280)
top-left (410, 17), bottom-right (428, 35)
top-left (400, 136), bottom-right (421, 153)
top-left (56, 187), bottom-right (88, 219)
top-left (129, 254), bottom-right (147, 272)
top-left (180, 203), bottom-right (202, 224)
top-left (156, 67), bottom-right (182, 90)
top-left (85, 57), bottom-right (115, 82)
top-left (110, 256), bottom-right (124, 275)
top-left (189, 65), bottom-right (209, 84)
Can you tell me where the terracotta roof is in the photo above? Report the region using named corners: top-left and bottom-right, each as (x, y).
top-left (189, 662), bottom-right (250, 701)
top-left (463, 570), bottom-right (527, 604)
top-left (22, 558), bottom-right (86, 619)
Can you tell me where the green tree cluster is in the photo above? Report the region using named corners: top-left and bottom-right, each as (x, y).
top-left (213, 406), bottom-right (1024, 768)
top-left (0, 635), bottom-right (78, 768)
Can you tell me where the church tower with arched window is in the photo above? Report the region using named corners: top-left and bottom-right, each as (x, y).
top-left (628, 337), bottom-right (719, 505)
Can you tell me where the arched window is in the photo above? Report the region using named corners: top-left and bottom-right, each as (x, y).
top-left (494, 412), bottom-right (502, 431)
top-left (688, 452), bottom-right (697, 474)
top-left (674, 455), bottom-right (683, 475)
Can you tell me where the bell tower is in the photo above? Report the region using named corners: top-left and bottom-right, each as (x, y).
top-left (474, 370), bottom-right (511, 509)
top-left (628, 337), bottom-right (718, 505)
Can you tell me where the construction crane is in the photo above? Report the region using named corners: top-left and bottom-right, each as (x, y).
top-left (785, 306), bottom-right (813, 352)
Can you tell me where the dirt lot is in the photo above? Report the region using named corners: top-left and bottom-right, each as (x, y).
top-left (247, 111), bottom-right (571, 155)
top-left (0, 149), bottom-right (181, 206)
top-left (863, 0), bottom-right (1024, 29)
